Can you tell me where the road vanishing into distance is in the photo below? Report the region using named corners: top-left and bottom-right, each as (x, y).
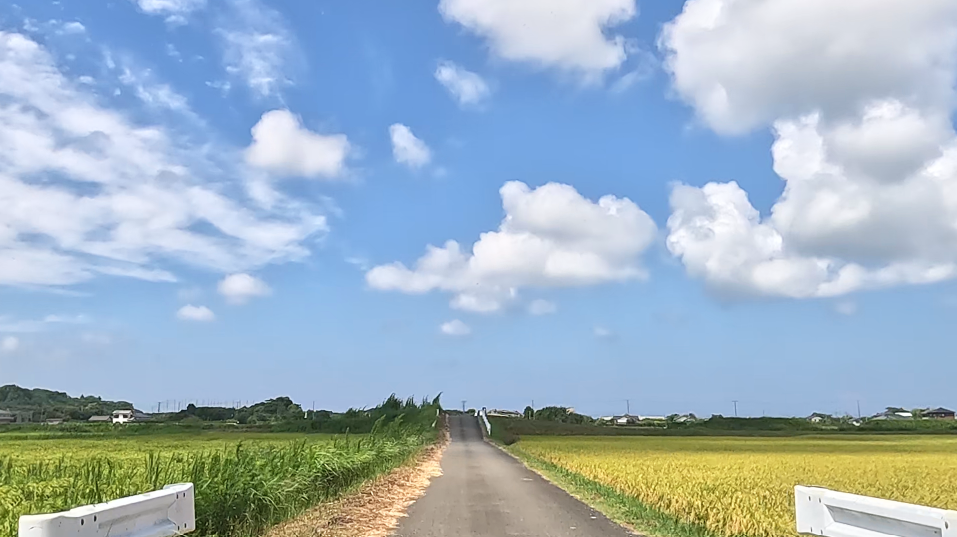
top-left (393, 415), bottom-right (634, 537)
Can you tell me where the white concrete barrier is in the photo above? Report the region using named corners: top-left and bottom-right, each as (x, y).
top-left (479, 407), bottom-right (491, 436)
top-left (19, 483), bottom-right (195, 537)
top-left (796, 485), bottom-right (957, 537)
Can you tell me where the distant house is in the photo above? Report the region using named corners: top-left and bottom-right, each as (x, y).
top-left (88, 415), bottom-right (111, 423)
top-left (44, 418), bottom-right (64, 425)
top-left (112, 409), bottom-right (135, 424)
top-left (807, 413), bottom-right (832, 424)
top-left (600, 415), bottom-right (665, 426)
top-left (924, 408), bottom-right (956, 420)
top-left (487, 409), bottom-right (522, 418)
top-left (0, 409), bottom-right (30, 424)
top-left (673, 414), bottom-right (698, 424)
top-left (871, 411), bottom-right (913, 421)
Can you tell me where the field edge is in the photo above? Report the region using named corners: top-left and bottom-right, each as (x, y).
top-left (503, 443), bottom-right (728, 537)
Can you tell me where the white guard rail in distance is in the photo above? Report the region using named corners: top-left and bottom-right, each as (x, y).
top-left (796, 485), bottom-right (957, 537)
top-left (479, 407), bottom-right (491, 436)
top-left (19, 483), bottom-right (195, 537)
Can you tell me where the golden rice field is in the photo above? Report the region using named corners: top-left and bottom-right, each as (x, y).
top-left (511, 435), bottom-right (957, 537)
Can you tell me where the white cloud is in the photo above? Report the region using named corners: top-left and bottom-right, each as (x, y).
top-left (389, 124), bottom-right (432, 169)
top-left (0, 313), bottom-right (89, 333)
top-left (217, 0), bottom-right (296, 97)
top-left (133, 0), bottom-right (205, 14)
top-left (0, 32), bottom-right (328, 288)
top-left (659, 0), bottom-right (957, 135)
top-left (593, 326), bottom-right (613, 338)
top-left (61, 22), bottom-right (86, 35)
top-left (434, 61), bottom-right (491, 106)
top-left (367, 181), bottom-right (656, 312)
top-left (118, 65), bottom-right (193, 116)
top-left (528, 299), bottom-right (557, 315)
top-left (177, 286), bottom-right (203, 302)
top-left (440, 319), bottom-right (470, 336)
top-left (834, 301), bottom-right (858, 316)
top-left (218, 273), bottom-right (271, 304)
top-left (166, 43), bottom-right (182, 61)
top-left (81, 332), bottom-right (112, 345)
top-left (206, 80), bottom-right (231, 95)
top-left (245, 110), bottom-right (350, 179)
top-left (1, 336), bottom-right (19, 352)
top-left (438, 0), bottom-right (637, 80)
top-left (176, 304), bottom-right (215, 321)
top-left (661, 0), bottom-right (957, 298)
top-left (43, 314), bottom-right (89, 324)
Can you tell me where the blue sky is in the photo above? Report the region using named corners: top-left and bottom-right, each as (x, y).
top-left (3, 0), bottom-right (957, 418)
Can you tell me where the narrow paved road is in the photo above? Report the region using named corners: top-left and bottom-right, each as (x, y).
top-left (392, 415), bottom-right (633, 537)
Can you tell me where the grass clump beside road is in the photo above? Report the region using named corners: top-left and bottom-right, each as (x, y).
top-left (0, 395), bottom-right (442, 537)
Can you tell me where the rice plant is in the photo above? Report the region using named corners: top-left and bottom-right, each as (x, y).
top-left (511, 435), bottom-right (957, 537)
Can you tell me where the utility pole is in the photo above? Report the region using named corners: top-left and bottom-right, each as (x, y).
top-left (626, 399), bottom-right (630, 415)
top-left (462, 400), bottom-right (467, 413)
top-left (732, 400), bottom-right (739, 417)
top-left (857, 400), bottom-right (861, 419)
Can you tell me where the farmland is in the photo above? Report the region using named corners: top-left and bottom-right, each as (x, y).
top-left (509, 435), bottom-right (957, 537)
top-left (0, 396), bottom-right (442, 537)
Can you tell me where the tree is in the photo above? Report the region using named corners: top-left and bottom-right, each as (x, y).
top-left (523, 406), bottom-right (534, 419)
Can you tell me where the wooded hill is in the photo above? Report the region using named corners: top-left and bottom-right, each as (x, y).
top-left (0, 384), bottom-right (134, 421)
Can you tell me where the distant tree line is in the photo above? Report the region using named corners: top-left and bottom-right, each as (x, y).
top-left (0, 385), bottom-right (133, 421)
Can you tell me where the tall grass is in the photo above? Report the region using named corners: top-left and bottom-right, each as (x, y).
top-left (0, 397), bottom-right (442, 537)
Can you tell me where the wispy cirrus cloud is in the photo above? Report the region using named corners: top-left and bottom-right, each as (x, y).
top-left (0, 31), bottom-right (328, 289)
top-left (216, 0), bottom-right (299, 98)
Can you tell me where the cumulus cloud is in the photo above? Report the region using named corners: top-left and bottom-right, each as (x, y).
top-left (245, 110), bottom-right (350, 179)
top-left (176, 304), bottom-right (215, 321)
top-left (389, 124), bottom-right (431, 169)
top-left (661, 0), bottom-right (957, 298)
top-left (659, 0), bottom-right (957, 135)
top-left (61, 22), bottom-right (86, 35)
top-left (367, 181), bottom-right (656, 312)
top-left (440, 319), bottom-right (470, 336)
top-left (217, 0), bottom-right (297, 97)
top-left (438, 0), bottom-right (637, 80)
top-left (0, 32), bottom-right (328, 288)
top-left (434, 61), bottom-right (491, 106)
top-left (218, 273), bottom-right (271, 304)
top-left (1, 336), bottom-right (19, 352)
top-left (528, 299), bottom-right (557, 315)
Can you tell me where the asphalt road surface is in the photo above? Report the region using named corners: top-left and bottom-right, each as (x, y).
top-left (392, 415), bottom-right (634, 537)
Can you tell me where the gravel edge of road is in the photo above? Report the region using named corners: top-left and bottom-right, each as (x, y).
top-left (265, 423), bottom-right (450, 537)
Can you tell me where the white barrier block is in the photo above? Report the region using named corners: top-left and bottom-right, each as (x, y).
top-left (479, 408), bottom-right (491, 435)
top-left (19, 483), bottom-right (195, 537)
top-left (796, 486), bottom-right (957, 537)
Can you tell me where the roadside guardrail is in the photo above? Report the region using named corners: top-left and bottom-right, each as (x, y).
top-left (796, 485), bottom-right (957, 537)
top-left (479, 407), bottom-right (491, 436)
top-left (19, 483), bottom-right (195, 537)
